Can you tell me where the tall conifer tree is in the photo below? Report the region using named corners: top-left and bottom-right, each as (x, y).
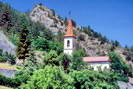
top-left (17, 16), bottom-right (30, 63)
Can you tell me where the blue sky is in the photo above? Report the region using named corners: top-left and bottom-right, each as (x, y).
top-left (2, 0), bottom-right (133, 47)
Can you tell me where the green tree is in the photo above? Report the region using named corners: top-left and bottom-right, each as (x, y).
top-left (0, 3), bottom-right (13, 30)
top-left (31, 36), bottom-right (63, 54)
top-left (43, 50), bottom-right (59, 66)
top-left (0, 49), bottom-right (16, 64)
top-left (31, 37), bottom-right (49, 51)
top-left (71, 49), bottom-right (87, 70)
top-left (111, 40), bottom-right (120, 47)
top-left (109, 52), bottom-right (133, 78)
top-left (82, 26), bottom-right (92, 36)
top-left (57, 53), bottom-right (72, 72)
top-left (17, 17), bottom-right (30, 63)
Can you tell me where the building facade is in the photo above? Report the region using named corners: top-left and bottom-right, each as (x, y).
top-left (83, 56), bottom-right (111, 71)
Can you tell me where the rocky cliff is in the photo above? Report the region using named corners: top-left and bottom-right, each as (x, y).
top-left (30, 4), bottom-right (65, 33)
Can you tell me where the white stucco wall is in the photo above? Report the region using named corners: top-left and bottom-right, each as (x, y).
top-left (64, 50), bottom-right (73, 55)
top-left (64, 37), bottom-right (75, 55)
top-left (88, 62), bottom-right (110, 71)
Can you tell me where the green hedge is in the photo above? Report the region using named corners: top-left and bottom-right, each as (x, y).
top-left (0, 74), bottom-right (20, 88)
top-left (0, 56), bottom-right (7, 62)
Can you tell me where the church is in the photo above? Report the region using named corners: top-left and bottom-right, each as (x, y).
top-left (64, 19), bottom-right (111, 71)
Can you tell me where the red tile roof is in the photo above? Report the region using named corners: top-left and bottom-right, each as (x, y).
top-left (83, 56), bottom-right (111, 63)
top-left (64, 19), bottom-right (75, 38)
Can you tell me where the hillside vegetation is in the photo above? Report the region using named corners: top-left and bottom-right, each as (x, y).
top-left (0, 1), bottom-right (133, 89)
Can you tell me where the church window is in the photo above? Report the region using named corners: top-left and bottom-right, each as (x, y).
top-left (67, 40), bottom-right (70, 47)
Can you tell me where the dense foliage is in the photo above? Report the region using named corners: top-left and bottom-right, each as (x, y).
top-left (19, 66), bottom-right (74, 89)
top-left (18, 66), bottom-right (120, 89)
top-left (71, 49), bottom-right (87, 70)
top-left (109, 52), bottom-right (133, 80)
top-left (0, 74), bottom-right (21, 87)
top-left (70, 70), bottom-right (119, 89)
top-left (0, 49), bottom-right (16, 64)
top-left (31, 37), bottom-right (63, 54)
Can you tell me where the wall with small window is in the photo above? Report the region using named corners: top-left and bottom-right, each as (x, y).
top-left (64, 37), bottom-right (75, 55)
top-left (64, 37), bottom-right (75, 50)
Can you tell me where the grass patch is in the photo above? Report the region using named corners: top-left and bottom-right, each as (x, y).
top-left (0, 85), bottom-right (13, 89)
top-left (0, 63), bottom-right (17, 70)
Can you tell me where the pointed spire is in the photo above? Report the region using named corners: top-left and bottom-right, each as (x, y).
top-left (64, 19), bottom-right (75, 38)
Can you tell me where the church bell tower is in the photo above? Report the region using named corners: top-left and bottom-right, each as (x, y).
top-left (64, 19), bottom-right (76, 55)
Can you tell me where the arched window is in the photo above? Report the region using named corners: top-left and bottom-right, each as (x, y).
top-left (67, 40), bottom-right (70, 47)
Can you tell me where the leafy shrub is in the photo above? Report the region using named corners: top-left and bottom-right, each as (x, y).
top-left (0, 56), bottom-right (7, 62)
top-left (19, 66), bottom-right (75, 89)
top-left (0, 74), bottom-right (20, 87)
top-left (43, 50), bottom-right (59, 66)
top-left (0, 49), bottom-right (7, 62)
top-left (14, 70), bottom-right (31, 84)
top-left (109, 52), bottom-right (133, 79)
top-left (6, 54), bottom-right (16, 64)
top-left (57, 53), bottom-right (72, 72)
top-left (9, 32), bottom-right (19, 45)
top-left (0, 49), bottom-right (16, 64)
top-left (43, 50), bottom-right (71, 71)
top-left (70, 70), bottom-right (119, 89)
top-left (71, 49), bottom-right (87, 70)
top-left (31, 37), bottom-right (63, 54)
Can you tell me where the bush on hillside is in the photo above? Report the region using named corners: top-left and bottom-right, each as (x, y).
top-left (0, 74), bottom-right (20, 88)
top-left (71, 49), bottom-right (88, 70)
top-left (70, 70), bottom-right (119, 89)
top-left (19, 66), bottom-right (74, 89)
top-left (43, 50), bottom-right (59, 66)
top-left (31, 37), bottom-right (63, 54)
top-left (0, 49), bottom-right (16, 64)
top-left (19, 66), bottom-right (120, 89)
top-left (57, 53), bottom-right (72, 72)
top-left (109, 52), bottom-right (133, 79)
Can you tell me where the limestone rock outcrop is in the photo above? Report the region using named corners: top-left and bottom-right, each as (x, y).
top-left (30, 4), bottom-right (65, 33)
